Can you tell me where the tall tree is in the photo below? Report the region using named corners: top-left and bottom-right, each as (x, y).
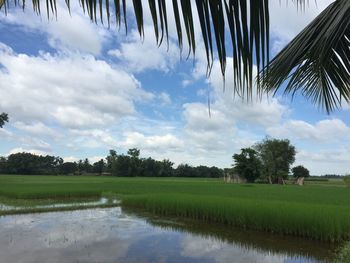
top-left (1, 1), bottom-right (349, 112)
top-left (127, 148), bottom-right (141, 176)
top-left (233, 148), bottom-right (261, 183)
top-left (0, 113), bottom-right (8, 128)
top-left (106, 149), bottom-right (117, 172)
top-left (255, 138), bottom-right (296, 184)
top-left (93, 159), bottom-right (106, 175)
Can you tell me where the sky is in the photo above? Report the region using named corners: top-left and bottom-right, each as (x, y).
top-left (1, 0), bottom-right (349, 175)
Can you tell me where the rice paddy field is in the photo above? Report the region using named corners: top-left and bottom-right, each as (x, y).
top-left (0, 175), bottom-right (350, 247)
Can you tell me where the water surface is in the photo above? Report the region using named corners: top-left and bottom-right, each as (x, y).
top-left (0, 207), bottom-right (336, 263)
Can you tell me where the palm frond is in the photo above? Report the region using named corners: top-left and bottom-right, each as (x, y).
top-left (0, 0), bottom-right (311, 101)
top-left (260, 0), bottom-right (350, 113)
top-left (0, 1), bottom-right (276, 94)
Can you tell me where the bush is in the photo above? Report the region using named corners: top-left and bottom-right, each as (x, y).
top-left (344, 176), bottom-right (350, 187)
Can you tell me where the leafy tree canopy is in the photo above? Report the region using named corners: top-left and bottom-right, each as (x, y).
top-left (292, 165), bottom-right (310, 178)
top-left (254, 138), bottom-right (296, 183)
top-left (232, 148), bottom-right (261, 183)
top-left (0, 113), bottom-right (8, 128)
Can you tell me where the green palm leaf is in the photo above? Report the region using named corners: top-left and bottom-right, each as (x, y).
top-left (0, 0), bottom-right (277, 95)
top-left (5, 0), bottom-right (348, 113)
top-left (260, 0), bottom-right (350, 113)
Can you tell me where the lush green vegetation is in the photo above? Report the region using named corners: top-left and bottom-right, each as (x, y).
top-left (292, 165), bottom-right (310, 179)
top-left (344, 176), bottom-right (350, 187)
top-left (232, 138), bottom-right (302, 184)
top-left (1, 175), bottom-right (350, 243)
top-left (0, 150), bottom-right (223, 178)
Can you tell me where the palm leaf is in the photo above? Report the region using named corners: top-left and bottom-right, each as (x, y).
top-left (260, 0), bottom-right (350, 113)
top-left (0, 0), bottom-right (313, 103)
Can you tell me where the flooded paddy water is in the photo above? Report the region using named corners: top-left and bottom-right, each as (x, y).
top-left (0, 206), bottom-right (338, 263)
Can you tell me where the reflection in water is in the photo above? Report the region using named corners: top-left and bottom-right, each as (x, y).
top-left (0, 207), bottom-right (336, 263)
top-left (135, 209), bottom-right (337, 263)
top-left (0, 197), bottom-right (119, 211)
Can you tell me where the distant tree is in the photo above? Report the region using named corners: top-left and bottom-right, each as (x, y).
top-left (83, 158), bottom-right (92, 173)
top-left (112, 155), bottom-right (131, 177)
top-left (0, 113), bottom-right (8, 128)
top-left (344, 175), bottom-right (350, 187)
top-left (140, 157), bottom-right (158, 177)
top-left (292, 165), bottom-right (310, 179)
top-left (233, 148), bottom-right (262, 183)
top-left (4, 152), bottom-right (62, 175)
top-left (60, 162), bottom-right (77, 175)
top-left (127, 148), bottom-right (140, 159)
top-left (0, 156), bottom-right (8, 173)
top-left (93, 159), bottom-right (105, 175)
top-left (77, 160), bottom-right (84, 175)
top-left (127, 148), bottom-right (141, 176)
top-left (255, 138), bottom-right (296, 184)
top-left (175, 164), bottom-right (194, 177)
top-left (209, 166), bottom-right (224, 178)
top-left (106, 149), bottom-right (117, 172)
top-left (159, 159), bottom-right (174, 177)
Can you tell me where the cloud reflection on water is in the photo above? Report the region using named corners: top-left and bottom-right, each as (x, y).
top-left (0, 208), bottom-right (327, 263)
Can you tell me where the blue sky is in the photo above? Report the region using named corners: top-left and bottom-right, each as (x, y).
top-left (1, 0), bottom-right (349, 175)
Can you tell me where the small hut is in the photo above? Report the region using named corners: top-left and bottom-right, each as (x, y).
top-left (295, 177), bottom-right (305, 186)
top-left (224, 172), bottom-right (247, 184)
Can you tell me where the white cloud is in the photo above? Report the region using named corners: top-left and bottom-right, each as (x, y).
top-left (0, 44), bottom-right (153, 129)
top-left (158, 92), bottom-right (172, 106)
top-left (69, 129), bottom-right (118, 149)
top-left (180, 235), bottom-right (287, 263)
top-left (267, 119), bottom-right (350, 142)
top-left (13, 121), bottom-right (59, 138)
top-left (175, 57), bottom-right (287, 167)
top-left (269, 1), bottom-right (334, 54)
top-left (0, 128), bottom-right (13, 139)
top-left (1, 2), bottom-right (108, 54)
top-left (296, 148), bottom-right (350, 175)
top-left (63, 156), bottom-right (80, 163)
top-left (121, 132), bottom-right (184, 152)
top-left (108, 26), bottom-right (179, 73)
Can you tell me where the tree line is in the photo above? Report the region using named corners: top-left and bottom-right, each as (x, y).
top-left (232, 138), bottom-right (310, 184)
top-left (0, 148), bottom-right (223, 178)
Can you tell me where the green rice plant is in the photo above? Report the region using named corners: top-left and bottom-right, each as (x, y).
top-left (1, 175), bottom-right (350, 242)
top-left (123, 194), bottom-right (350, 242)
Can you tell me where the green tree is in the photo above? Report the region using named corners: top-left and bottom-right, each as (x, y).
top-left (175, 164), bottom-right (194, 177)
top-left (93, 159), bottom-right (106, 175)
top-left (4, 152), bottom-right (63, 175)
top-left (127, 148), bottom-right (141, 176)
top-left (292, 165), bottom-right (310, 179)
top-left (233, 148), bottom-right (261, 183)
top-left (112, 155), bottom-right (131, 177)
top-left (127, 148), bottom-right (140, 159)
top-left (0, 113), bottom-right (8, 128)
top-left (82, 158), bottom-right (92, 173)
top-left (159, 159), bottom-right (174, 177)
top-left (106, 149), bottom-right (117, 173)
top-left (59, 162), bottom-right (77, 175)
top-left (77, 160), bottom-right (84, 175)
top-left (255, 138), bottom-right (296, 184)
top-left (3, 1), bottom-right (349, 112)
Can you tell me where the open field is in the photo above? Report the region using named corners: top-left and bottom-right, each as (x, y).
top-left (0, 175), bottom-right (350, 244)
